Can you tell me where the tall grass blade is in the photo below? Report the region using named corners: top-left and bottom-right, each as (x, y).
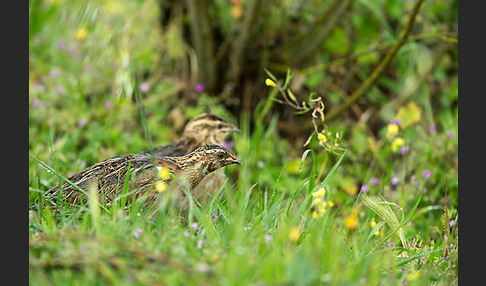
top-left (134, 77), bottom-right (153, 153)
top-left (298, 149), bottom-right (316, 194)
top-left (365, 192), bottom-right (422, 255)
top-left (29, 153), bottom-right (109, 212)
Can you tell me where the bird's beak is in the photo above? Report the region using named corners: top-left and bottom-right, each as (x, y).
top-left (232, 127), bottom-right (240, 133)
top-left (231, 159), bottom-right (242, 165)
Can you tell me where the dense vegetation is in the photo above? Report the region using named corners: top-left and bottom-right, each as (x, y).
top-left (29, 0), bottom-right (458, 284)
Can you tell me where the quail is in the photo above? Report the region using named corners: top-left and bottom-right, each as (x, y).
top-left (144, 113), bottom-right (240, 205)
top-left (147, 113), bottom-right (240, 157)
top-left (45, 145), bottom-right (241, 208)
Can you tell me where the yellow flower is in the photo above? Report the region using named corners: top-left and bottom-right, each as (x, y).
top-left (317, 132), bottom-right (327, 143)
top-left (370, 220), bottom-right (376, 228)
top-left (387, 123), bottom-right (399, 136)
top-left (406, 271), bottom-right (420, 281)
top-left (312, 211), bottom-right (321, 218)
top-left (155, 182), bottom-right (168, 193)
top-left (76, 28), bottom-right (88, 40)
top-left (370, 219), bottom-right (380, 236)
top-left (265, 78), bottom-right (276, 87)
top-left (315, 201), bottom-right (328, 214)
top-left (157, 166), bottom-right (171, 179)
top-left (391, 137), bottom-right (405, 152)
top-left (396, 102), bottom-right (422, 128)
top-left (288, 227), bottom-right (300, 242)
top-left (344, 209), bottom-right (358, 231)
top-left (344, 184), bottom-right (357, 196)
top-left (231, 0), bottom-right (243, 19)
top-left (312, 187), bottom-right (326, 198)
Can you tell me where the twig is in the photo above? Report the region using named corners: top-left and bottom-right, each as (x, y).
top-left (293, 0), bottom-right (352, 64)
top-left (185, 0), bottom-right (217, 92)
top-left (325, 0), bottom-right (426, 122)
top-left (286, 0), bottom-right (342, 49)
top-left (234, 0), bottom-right (262, 70)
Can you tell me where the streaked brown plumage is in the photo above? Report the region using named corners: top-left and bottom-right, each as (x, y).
top-left (144, 113), bottom-right (240, 205)
top-left (45, 145), bottom-right (241, 208)
top-left (148, 113), bottom-right (240, 157)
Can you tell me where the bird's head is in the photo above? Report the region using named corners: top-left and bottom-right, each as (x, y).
top-left (199, 144), bottom-right (241, 173)
top-left (177, 144), bottom-right (241, 188)
top-left (181, 113), bottom-right (240, 145)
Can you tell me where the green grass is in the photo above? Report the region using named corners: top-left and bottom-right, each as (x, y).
top-left (29, 1), bottom-right (458, 285)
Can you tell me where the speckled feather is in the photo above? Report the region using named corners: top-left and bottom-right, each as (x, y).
top-left (45, 145), bottom-right (241, 207)
top-left (145, 113), bottom-right (240, 205)
top-left (148, 113), bottom-right (239, 157)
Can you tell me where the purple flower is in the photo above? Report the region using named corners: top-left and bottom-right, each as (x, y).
top-left (49, 69), bottom-right (59, 78)
top-left (80, 246), bottom-right (88, 254)
top-left (85, 65), bottom-right (92, 73)
top-left (56, 85), bottom-right (64, 95)
top-left (449, 220), bottom-right (454, 229)
top-left (197, 263), bottom-right (210, 273)
top-left (264, 234), bottom-right (272, 244)
top-left (194, 83), bottom-right (205, 93)
top-left (33, 82), bottom-right (46, 93)
top-left (390, 177), bottom-right (399, 186)
top-left (57, 40), bottom-right (66, 51)
top-left (140, 82), bottom-right (150, 93)
top-left (184, 230), bottom-right (190, 237)
top-left (420, 257), bottom-right (427, 263)
top-left (133, 228), bottom-right (144, 239)
top-left (408, 221), bottom-right (413, 226)
top-left (423, 169), bottom-right (431, 179)
top-left (360, 184), bottom-right (369, 193)
top-left (410, 177), bottom-right (420, 187)
top-left (222, 141), bottom-right (235, 148)
top-left (429, 124), bottom-right (437, 132)
top-left (32, 98), bottom-right (40, 108)
top-left (104, 101), bottom-right (112, 109)
top-left (390, 118), bottom-right (401, 126)
top-left (78, 118), bottom-right (86, 127)
top-left (191, 223), bottom-right (199, 230)
top-left (370, 177), bottom-right (378, 186)
top-left (197, 240), bottom-right (204, 249)
top-left (211, 214), bottom-right (218, 221)
top-left (400, 146), bottom-right (407, 155)
top-left (447, 131), bottom-right (454, 138)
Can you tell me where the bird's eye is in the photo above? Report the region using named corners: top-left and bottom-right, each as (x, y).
top-left (217, 152), bottom-right (224, 159)
top-left (217, 124), bottom-right (223, 129)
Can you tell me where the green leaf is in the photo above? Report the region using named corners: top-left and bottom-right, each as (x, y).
top-left (365, 220), bottom-right (386, 244)
top-left (299, 149), bottom-right (316, 194)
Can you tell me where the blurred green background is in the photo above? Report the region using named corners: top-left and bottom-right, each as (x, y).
top-left (29, 0), bottom-right (458, 284)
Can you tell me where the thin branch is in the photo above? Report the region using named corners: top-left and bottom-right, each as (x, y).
top-left (287, 0), bottom-right (342, 49)
top-left (325, 0), bottom-right (426, 122)
top-left (234, 0), bottom-right (262, 70)
top-left (185, 0), bottom-right (217, 92)
top-left (292, 0), bottom-right (353, 64)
